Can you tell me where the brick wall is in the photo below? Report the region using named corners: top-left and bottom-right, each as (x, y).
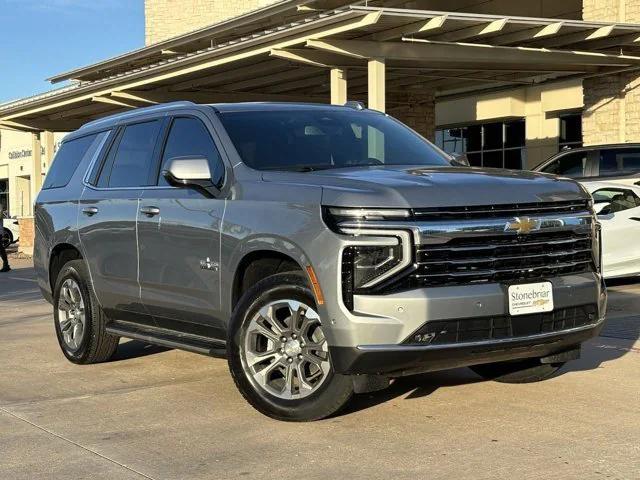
top-left (18, 216), bottom-right (34, 256)
top-left (388, 92), bottom-right (436, 141)
top-left (583, 0), bottom-right (640, 145)
top-left (145, 0), bottom-right (279, 45)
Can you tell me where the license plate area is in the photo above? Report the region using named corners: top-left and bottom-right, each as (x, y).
top-left (508, 282), bottom-right (554, 316)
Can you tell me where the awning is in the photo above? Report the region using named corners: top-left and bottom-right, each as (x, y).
top-left (3, 4), bottom-right (640, 132)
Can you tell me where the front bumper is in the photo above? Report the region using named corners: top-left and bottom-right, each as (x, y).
top-left (330, 318), bottom-right (604, 376)
top-left (326, 272), bottom-right (606, 376)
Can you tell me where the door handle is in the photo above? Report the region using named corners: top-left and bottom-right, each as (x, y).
top-left (630, 217), bottom-right (640, 222)
top-left (140, 206), bottom-right (160, 217)
top-left (82, 207), bottom-right (98, 216)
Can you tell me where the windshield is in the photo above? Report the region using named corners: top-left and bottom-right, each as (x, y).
top-left (217, 108), bottom-right (451, 171)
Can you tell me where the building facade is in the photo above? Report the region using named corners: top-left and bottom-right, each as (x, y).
top-left (141, 0), bottom-right (631, 170)
top-left (0, 129), bottom-right (64, 217)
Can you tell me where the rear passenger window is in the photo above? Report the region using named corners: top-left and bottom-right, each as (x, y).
top-left (158, 117), bottom-right (225, 188)
top-left (599, 148), bottom-right (640, 176)
top-left (542, 151), bottom-right (588, 177)
top-left (42, 133), bottom-right (103, 189)
top-left (98, 120), bottom-right (162, 188)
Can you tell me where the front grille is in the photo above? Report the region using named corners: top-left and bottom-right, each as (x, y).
top-left (406, 230), bottom-right (593, 288)
top-left (404, 304), bottom-right (598, 346)
top-left (412, 200), bottom-right (590, 220)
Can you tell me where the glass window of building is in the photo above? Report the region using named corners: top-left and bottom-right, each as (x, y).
top-left (435, 119), bottom-right (526, 169)
top-left (559, 113), bottom-right (582, 151)
top-left (0, 179), bottom-right (9, 214)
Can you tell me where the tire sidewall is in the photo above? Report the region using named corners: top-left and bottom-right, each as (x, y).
top-left (53, 262), bottom-right (94, 364)
top-left (228, 273), bottom-right (352, 421)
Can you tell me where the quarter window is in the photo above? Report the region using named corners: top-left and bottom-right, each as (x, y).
top-left (42, 133), bottom-right (103, 189)
top-left (98, 120), bottom-right (162, 188)
top-left (159, 117), bottom-right (224, 187)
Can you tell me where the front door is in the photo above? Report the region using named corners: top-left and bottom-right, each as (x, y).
top-left (137, 115), bottom-right (227, 338)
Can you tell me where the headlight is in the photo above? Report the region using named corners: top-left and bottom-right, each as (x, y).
top-left (350, 244), bottom-right (405, 289)
top-left (341, 229), bottom-right (413, 310)
top-left (593, 221), bottom-right (602, 273)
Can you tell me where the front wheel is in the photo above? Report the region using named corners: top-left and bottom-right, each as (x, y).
top-left (228, 272), bottom-right (353, 421)
top-left (470, 358), bottom-right (566, 384)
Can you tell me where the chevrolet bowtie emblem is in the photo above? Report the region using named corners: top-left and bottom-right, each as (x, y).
top-left (504, 216), bottom-right (541, 234)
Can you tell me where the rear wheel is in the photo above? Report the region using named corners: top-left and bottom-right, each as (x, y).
top-left (228, 272), bottom-right (353, 421)
top-left (1, 228), bottom-right (12, 249)
top-left (53, 260), bottom-right (119, 364)
top-left (470, 358), bottom-right (566, 384)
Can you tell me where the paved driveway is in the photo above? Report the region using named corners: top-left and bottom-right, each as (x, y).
top-left (1, 259), bottom-right (638, 480)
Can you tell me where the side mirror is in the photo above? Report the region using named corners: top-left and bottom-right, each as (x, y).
top-left (450, 153), bottom-right (470, 167)
top-left (161, 156), bottom-right (220, 198)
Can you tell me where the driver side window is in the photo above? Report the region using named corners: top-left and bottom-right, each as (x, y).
top-left (158, 117), bottom-right (225, 188)
top-left (542, 151), bottom-right (588, 177)
top-left (592, 188), bottom-right (640, 215)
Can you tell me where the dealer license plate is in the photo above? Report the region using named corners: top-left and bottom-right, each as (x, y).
top-left (508, 282), bottom-right (554, 316)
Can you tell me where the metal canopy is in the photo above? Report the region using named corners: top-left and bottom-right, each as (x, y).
top-left (4, 4), bottom-right (640, 131)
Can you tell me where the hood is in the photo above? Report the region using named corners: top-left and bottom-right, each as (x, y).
top-left (261, 165), bottom-right (589, 208)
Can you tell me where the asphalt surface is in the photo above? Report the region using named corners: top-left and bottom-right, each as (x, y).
top-left (1, 257), bottom-right (639, 480)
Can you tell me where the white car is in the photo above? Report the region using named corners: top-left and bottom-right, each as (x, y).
top-left (1, 213), bottom-right (19, 249)
top-left (583, 181), bottom-right (640, 279)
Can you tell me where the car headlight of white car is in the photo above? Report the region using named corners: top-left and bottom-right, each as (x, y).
top-left (593, 222), bottom-right (602, 273)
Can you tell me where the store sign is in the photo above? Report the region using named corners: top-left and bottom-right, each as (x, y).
top-left (8, 149), bottom-right (32, 160)
top-left (7, 143), bottom-right (60, 160)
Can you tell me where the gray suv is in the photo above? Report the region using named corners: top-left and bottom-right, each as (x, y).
top-left (35, 102), bottom-right (606, 421)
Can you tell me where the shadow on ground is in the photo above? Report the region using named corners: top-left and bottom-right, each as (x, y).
top-left (340, 368), bottom-right (483, 417)
top-left (111, 339), bottom-right (171, 361)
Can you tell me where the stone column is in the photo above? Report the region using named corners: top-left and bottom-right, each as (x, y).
top-left (30, 132), bottom-right (42, 214)
top-left (583, 0), bottom-right (640, 145)
top-left (330, 68), bottom-right (348, 105)
top-left (388, 91), bottom-right (436, 141)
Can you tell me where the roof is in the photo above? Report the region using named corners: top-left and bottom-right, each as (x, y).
top-left (47, 3), bottom-right (640, 85)
top-left (4, 3), bottom-right (640, 131)
top-left (211, 101), bottom-right (370, 112)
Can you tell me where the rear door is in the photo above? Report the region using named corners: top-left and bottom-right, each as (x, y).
top-left (137, 113), bottom-right (227, 338)
top-left (78, 119), bottom-right (164, 322)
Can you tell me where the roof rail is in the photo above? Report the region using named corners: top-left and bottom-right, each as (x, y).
top-left (80, 101), bottom-right (196, 130)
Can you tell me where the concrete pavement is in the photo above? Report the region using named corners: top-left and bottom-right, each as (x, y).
top-left (1, 258), bottom-right (638, 480)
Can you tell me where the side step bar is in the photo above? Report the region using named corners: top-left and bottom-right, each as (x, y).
top-left (106, 321), bottom-right (226, 357)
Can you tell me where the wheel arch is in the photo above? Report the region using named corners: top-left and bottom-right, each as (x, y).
top-left (49, 243), bottom-right (83, 291)
top-left (231, 249), bottom-right (304, 311)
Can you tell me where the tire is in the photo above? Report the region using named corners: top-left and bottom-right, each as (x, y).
top-left (228, 272), bottom-right (353, 421)
top-left (53, 259), bottom-right (119, 364)
top-left (1, 228), bottom-right (12, 249)
top-left (470, 358), bottom-right (566, 384)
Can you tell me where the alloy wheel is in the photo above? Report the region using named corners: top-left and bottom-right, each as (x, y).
top-left (57, 278), bottom-right (87, 351)
top-left (242, 299), bottom-right (330, 400)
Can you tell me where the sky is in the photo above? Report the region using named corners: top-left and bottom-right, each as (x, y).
top-left (0, 0), bottom-right (144, 103)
